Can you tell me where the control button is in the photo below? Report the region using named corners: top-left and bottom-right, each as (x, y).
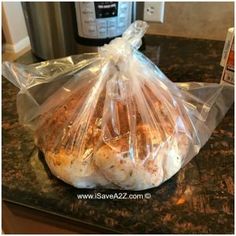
top-left (108, 27), bottom-right (118, 37)
top-left (88, 28), bottom-right (96, 34)
top-left (97, 21), bottom-right (107, 38)
top-left (104, 11), bottom-right (111, 18)
top-left (119, 2), bottom-right (129, 8)
top-left (81, 2), bottom-right (92, 7)
top-left (108, 19), bottom-right (117, 28)
top-left (118, 16), bottom-right (127, 28)
top-left (83, 16), bottom-right (95, 24)
top-left (108, 26), bottom-right (116, 31)
top-left (97, 20), bottom-right (107, 29)
top-left (97, 13), bottom-right (103, 18)
top-left (119, 3), bottom-right (130, 15)
top-left (84, 24), bottom-right (97, 37)
top-left (98, 28), bottom-right (107, 38)
top-left (119, 6), bottom-right (128, 14)
top-left (88, 25), bottom-right (96, 30)
top-left (88, 14), bottom-right (95, 20)
top-left (80, 2), bottom-right (94, 11)
top-left (84, 19), bottom-right (95, 24)
top-left (119, 13), bottom-right (126, 18)
top-left (98, 28), bottom-right (106, 33)
top-left (81, 8), bottom-right (93, 15)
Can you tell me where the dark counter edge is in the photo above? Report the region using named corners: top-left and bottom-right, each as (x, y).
top-left (3, 197), bottom-right (119, 233)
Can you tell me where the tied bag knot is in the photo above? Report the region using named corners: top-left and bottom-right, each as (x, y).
top-left (98, 21), bottom-right (149, 67)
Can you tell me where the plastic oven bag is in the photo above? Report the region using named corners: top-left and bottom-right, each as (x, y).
top-left (3, 21), bottom-right (234, 190)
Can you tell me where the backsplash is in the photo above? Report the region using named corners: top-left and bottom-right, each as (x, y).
top-left (146, 2), bottom-right (234, 41)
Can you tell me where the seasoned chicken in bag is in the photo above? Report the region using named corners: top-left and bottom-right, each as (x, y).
top-left (3, 21), bottom-right (233, 190)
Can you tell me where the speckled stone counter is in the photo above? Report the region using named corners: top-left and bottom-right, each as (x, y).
top-left (2, 35), bottom-right (234, 233)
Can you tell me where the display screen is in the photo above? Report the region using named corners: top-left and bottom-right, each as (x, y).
top-left (94, 2), bottom-right (118, 18)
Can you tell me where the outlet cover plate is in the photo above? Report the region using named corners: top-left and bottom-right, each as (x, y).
top-left (144, 2), bottom-right (165, 23)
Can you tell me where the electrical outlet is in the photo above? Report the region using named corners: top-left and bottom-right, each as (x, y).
top-left (143, 2), bottom-right (165, 23)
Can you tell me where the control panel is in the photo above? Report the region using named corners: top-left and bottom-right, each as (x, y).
top-left (75, 2), bottom-right (133, 39)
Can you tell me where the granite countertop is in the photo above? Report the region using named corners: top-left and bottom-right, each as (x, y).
top-left (2, 35), bottom-right (234, 233)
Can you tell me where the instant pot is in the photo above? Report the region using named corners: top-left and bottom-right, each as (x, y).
top-left (22, 2), bottom-right (139, 60)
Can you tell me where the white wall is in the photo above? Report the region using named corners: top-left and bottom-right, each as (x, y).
top-left (147, 2), bottom-right (234, 41)
top-left (2, 2), bottom-right (30, 53)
